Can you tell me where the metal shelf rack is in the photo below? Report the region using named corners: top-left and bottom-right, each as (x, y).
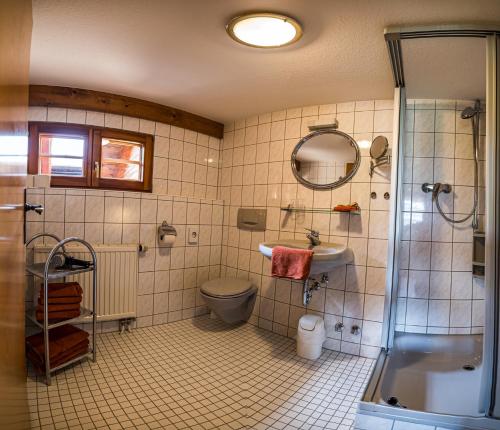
top-left (25, 233), bottom-right (97, 385)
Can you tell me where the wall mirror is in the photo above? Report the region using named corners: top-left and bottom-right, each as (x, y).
top-left (291, 129), bottom-right (360, 189)
top-left (369, 135), bottom-right (391, 177)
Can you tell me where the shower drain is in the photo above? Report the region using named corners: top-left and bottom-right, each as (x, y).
top-left (463, 364), bottom-right (476, 371)
top-left (386, 397), bottom-right (407, 408)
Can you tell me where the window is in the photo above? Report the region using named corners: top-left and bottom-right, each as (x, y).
top-left (28, 123), bottom-right (153, 192)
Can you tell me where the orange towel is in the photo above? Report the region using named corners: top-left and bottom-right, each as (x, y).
top-left (39, 282), bottom-right (83, 298)
top-left (37, 303), bottom-right (81, 313)
top-left (26, 325), bottom-right (89, 363)
top-left (27, 340), bottom-right (89, 374)
top-left (38, 295), bottom-right (82, 305)
top-left (271, 246), bottom-right (313, 280)
top-left (26, 323), bottom-right (90, 374)
top-left (333, 202), bottom-right (360, 212)
top-left (35, 309), bottom-right (81, 323)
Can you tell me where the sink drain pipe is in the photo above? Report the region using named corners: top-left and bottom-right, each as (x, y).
top-left (303, 274), bottom-right (329, 306)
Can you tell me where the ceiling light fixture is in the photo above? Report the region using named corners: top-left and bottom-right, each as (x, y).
top-left (226, 12), bottom-right (302, 48)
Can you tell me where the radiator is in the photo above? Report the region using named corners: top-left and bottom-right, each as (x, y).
top-left (34, 244), bottom-right (138, 322)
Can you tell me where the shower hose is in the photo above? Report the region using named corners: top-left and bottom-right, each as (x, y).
top-left (434, 110), bottom-right (479, 230)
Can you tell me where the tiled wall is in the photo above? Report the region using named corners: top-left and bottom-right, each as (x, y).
top-left (27, 106), bottom-right (222, 200)
top-left (25, 107), bottom-right (223, 331)
top-left (26, 188), bottom-right (223, 331)
top-left (219, 100), bottom-right (394, 358)
top-left (396, 99), bottom-right (486, 334)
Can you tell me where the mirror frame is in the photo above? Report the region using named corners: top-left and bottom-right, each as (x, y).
top-left (370, 135), bottom-right (389, 159)
top-left (290, 129), bottom-right (361, 190)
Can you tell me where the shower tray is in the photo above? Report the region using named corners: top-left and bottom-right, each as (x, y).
top-left (357, 332), bottom-right (500, 430)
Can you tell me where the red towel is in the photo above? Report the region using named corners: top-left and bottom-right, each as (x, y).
top-left (37, 303), bottom-right (81, 313)
top-left (26, 324), bottom-right (89, 370)
top-left (35, 309), bottom-right (81, 323)
top-left (38, 295), bottom-right (82, 305)
top-left (27, 340), bottom-right (89, 374)
top-left (39, 282), bottom-right (83, 298)
top-left (271, 246), bottom-right (313, 280)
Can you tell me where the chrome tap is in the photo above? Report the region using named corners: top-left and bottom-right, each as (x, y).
top-left (305, 228), bottom-right (321, 247)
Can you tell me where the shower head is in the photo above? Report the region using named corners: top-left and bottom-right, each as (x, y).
top-left (461, 100), bottom-right (481, 119)
top-left (461, 106), bottom-right (479, 119)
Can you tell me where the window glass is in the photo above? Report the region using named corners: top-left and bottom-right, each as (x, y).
top-left (0, 136), bottom-right (28, 171)
top-left (39, 134), bottom-right (85, 177)
top-left (100, 138), bottom-right (144, 181)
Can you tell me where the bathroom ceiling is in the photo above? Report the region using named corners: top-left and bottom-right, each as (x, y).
top-left (30, 0), bottom-right (500, 122)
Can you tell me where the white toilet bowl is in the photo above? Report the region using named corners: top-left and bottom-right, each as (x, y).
top-left (200, 278), bottom-right (257, 324)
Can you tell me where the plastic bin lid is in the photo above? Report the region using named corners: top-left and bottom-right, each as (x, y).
top-left (299, 315), bottom-right (324, 331)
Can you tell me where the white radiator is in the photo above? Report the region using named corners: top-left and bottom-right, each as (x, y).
top-left (34, 244), bottom-right (138, 322)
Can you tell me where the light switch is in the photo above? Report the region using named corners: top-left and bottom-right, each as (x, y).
top-left (188, 227), bottom-right (199, 244)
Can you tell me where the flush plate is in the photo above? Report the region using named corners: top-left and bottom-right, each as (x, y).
top-left (237, 208), bottom-right (266, 231)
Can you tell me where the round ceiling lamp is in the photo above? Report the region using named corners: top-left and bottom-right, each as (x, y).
top-left (226, 12), bottom-right (302, 48)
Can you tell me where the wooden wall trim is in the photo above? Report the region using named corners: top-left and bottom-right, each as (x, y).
top-left (29, 85), bottom-right (224, 139)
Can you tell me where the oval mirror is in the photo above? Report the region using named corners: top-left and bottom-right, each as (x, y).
top-left (291, 129), bottom-right (360, 189)
top-left (370, 135), bottom-right (389, 159)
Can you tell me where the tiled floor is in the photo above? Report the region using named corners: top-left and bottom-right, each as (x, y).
top-left (28, 316), bottom-right (374, 430)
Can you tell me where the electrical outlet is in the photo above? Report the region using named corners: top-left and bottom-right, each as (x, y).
top-left (188, 227), bottom-right (199, 244)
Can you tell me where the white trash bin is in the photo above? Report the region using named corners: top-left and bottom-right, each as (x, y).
top-left (297, 315), bottom-right (326, 360)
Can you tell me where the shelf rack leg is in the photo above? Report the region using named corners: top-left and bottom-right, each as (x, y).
top-left (43, 277), bottom-right (51, 385)
top-left (92, 265), bottom-right (97, 362)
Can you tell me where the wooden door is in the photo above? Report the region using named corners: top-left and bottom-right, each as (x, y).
top-left (0, 1), bottom-right (32, 428)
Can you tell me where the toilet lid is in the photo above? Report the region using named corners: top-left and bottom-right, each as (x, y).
top-left (201, 278), bottom-right (253, 298)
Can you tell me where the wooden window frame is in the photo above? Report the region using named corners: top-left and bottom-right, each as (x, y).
top-left (28, 122), bottom-right (154, 192)
top-left (92, 128), bottom-right (153, 192)
top-left (28, 122), bottom-right (93, 188)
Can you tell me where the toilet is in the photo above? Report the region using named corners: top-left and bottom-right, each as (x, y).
top-left (200, 278), bottom-right (257, 324)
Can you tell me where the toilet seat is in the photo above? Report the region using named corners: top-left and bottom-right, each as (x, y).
top-left (201, 278), bottom-right (253, 298)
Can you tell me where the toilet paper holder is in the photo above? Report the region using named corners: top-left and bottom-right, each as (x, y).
top-left (158, 221), bottom-right (177, 246)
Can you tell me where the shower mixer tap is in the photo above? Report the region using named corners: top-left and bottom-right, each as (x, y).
top-left (421, 182), bottom-right (451, 201)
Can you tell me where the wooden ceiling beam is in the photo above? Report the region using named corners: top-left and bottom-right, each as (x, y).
top-left (29, 85), bottom-right (223, 139)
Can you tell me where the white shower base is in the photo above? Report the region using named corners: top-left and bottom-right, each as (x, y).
top-left (357, 332), bottom-right (500, 430)
top-left (379, 332), bottom-right (483, 416)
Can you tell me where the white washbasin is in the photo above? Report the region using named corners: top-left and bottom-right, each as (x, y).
top-left (258, 239), bottom-right (353, 275)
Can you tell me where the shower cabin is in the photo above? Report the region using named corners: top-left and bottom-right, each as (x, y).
top-left (357, 28), bottom-right (500, 429)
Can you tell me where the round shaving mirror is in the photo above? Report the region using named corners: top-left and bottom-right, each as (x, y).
top-left (370, 136), bottom-right (389, 159)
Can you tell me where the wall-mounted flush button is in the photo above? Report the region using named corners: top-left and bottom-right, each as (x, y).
top-left (188, 227), bottom-right (199, 245)
top-left (370, 192), bottom-right (377, 199)
top-left (384, 192), bottom-right (390, 200)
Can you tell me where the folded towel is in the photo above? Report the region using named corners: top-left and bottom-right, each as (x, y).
top-left (39, 282), bottom-right (83, 298)
top-left (35, 309), bottom-right (81, 323)
top-left (38, 295), bottom-right (82, 305)
top-left (36, 303), bottom-right (81, 312)
top-left (27, 340), bottom-right (89, 374)
top-left (271, 246), bottom-right (313, 280)
top-left (26, 325), bottom-right (89, 363)
top-left (333, 202), bottom-right (360, 212)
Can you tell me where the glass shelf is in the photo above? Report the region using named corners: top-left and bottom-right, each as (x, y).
top-left (280, 207), bottom-right (361, 215)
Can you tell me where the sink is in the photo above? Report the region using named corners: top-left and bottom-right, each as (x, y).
top-left (258, 240), bottom-right (353, 275)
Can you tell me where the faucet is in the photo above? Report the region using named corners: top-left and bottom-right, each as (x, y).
top-left (421, 182), bottom-right (451, 201)
top-left (305, 228), bottom-right (321, 247)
